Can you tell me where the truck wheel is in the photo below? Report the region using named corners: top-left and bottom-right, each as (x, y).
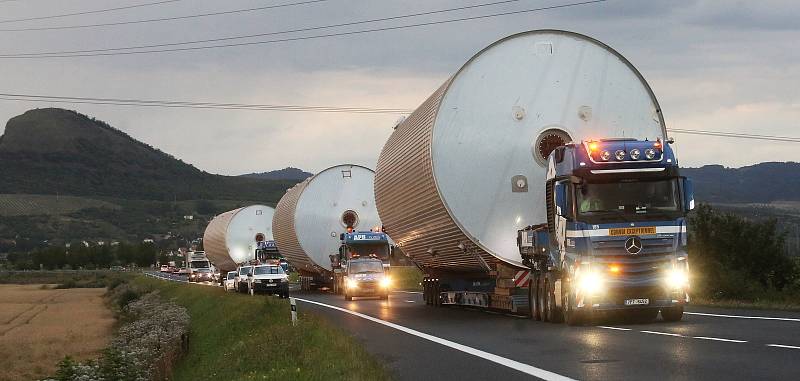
top-left (529, 274), bottom-right (541, 321)
top-left (661, 306), bottom-right (684, 322)
top-left (545, 273), bottom-right (563, 323)
top-left (345, 293), bottom-right (352, 301)
top-left (562, 279), bottom-right (583, 326)
top-left (538, 276), bottom-right (549, 322)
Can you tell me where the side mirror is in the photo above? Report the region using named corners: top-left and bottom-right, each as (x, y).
top-left (247, 272), bottom-right (253, 277)
top-left (682, 178), bottom-right (695, 211)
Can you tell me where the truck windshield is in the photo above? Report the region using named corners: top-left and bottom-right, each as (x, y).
top-left (347, 244), bottom-right (389, 260)
top-left (227, 272), bottom-right (236, 280)
top-left (190, 260), bottom-right (209, 269)
top-left (349, 261), bottom-right (384, 274)
top-left (254, 266), bottom-right (284, 275)
top-left (238, 267), bottom-right (251, 275)
top-left (576, 179), bottom-right (681, 223)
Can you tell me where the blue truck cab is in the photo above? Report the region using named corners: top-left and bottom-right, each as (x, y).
top-left (331, 231), bottom-right (392, 298)
top-left (519, 138), bottom-right (695, 324)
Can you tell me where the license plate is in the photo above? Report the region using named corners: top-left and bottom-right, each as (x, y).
top-left (609, 227), bottom-right (656, 236)
top-left (253, 280), bottom-right (261, 283)
top-left (624, 298), bottom-right (650, 306)
top-left (265, 283), bottom-right (276, 287)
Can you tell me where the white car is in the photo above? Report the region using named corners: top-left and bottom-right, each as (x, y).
top-left (235, 265), bottom-right (253, 293)
top-left (223, 271), bottom-right (237, 292)
top-left (247, 265), bottom-right (289, 298)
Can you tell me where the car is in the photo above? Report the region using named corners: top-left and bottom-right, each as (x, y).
top-left (247, 264), bottom-right (289, 298)
top-left (234, 265), bottom-right (253, 293)
top-left (343, 257), bottom-right (391, 301)
top-left (178, 268), bottom-right (190, 275)
top-left (159, 264), bottom-right (169, 272)
top-left (189, 268), bottom-right (214, 282)
top-left (223, 271), bottom-right (237, 292)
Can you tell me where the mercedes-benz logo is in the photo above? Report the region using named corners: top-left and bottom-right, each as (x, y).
top-left (624, 236), bottom-right (643, 255)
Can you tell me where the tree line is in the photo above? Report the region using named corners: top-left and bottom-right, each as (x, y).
top-left (4, 242), bottom-right (159, 270)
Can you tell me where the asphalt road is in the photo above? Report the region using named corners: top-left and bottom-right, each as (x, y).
top-left (144, 272), bottom-right (800, 380)
top-left (292, 291), bottom-right (800, 381)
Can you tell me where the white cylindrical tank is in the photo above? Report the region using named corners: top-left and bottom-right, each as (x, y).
top-left (203, 205), bottom-right (274, 272)
top-left (375, 30), bottom-right (667, 273)
top-left (273, 164), bottom-right (381, 275)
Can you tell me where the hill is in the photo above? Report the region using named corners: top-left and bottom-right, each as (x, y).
top-left (682, 162), bottom-right (800, 204)
top-left (240, 167), bottom-right (312, 181)
top-left (0, 108), bottom-right (294, 201)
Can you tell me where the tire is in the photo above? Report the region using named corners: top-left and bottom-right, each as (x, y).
top-left (563, 278), bottom-right (583, 326)
top-left (661, 306), bottom-right (684, 322)
top-left (545, 273), bottom-right (563, 323)
top-left (538, 275), bottom-right (549, 322)
top-left (345, 293), bottom-right (353, 301)
top-left (529, 274), bottom-right (541, 321)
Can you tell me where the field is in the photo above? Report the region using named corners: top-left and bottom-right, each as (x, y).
top-left (0, 284), bottom-right (115, 381)
top-left (0, 194), bottom-right (120, 217)
top-left (135, 277), bottom-right (390, 380)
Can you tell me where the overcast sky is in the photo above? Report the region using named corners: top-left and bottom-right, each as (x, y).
top-left (0, 0), bottom-right (797, 175)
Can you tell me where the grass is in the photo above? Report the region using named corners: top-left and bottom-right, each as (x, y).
top-left (134, 276), bottom-right (391, 381)
top-left (0, 284), bottom-right (114, 381)
top-left (390, 266), bottom-right (423, 291)
top-left (692, 296), bottom-right (800, 312)
top-left (0, 270), bottom-right (132, 288)
top-left (0, 193), bottom-right (120, 217)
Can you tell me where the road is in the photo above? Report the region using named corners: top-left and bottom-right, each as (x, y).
top-left (144, 272), bottom-right (800, 380)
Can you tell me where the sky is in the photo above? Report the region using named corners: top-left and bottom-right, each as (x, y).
top-left (0, 0), bottom-right (797, 175)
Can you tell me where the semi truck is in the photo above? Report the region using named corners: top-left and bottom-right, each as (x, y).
top-left (273, 164), bottom-right (385, 290)
top-left (330, 230), bottom-right (392, 298)
top-left (374, 29), bottom-right (692, 324)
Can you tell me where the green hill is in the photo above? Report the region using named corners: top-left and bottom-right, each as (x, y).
top-left (0, 108), bottom-right (294, 201)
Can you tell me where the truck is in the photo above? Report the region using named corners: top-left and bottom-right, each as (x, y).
top-left (374, 29), bottom-right (692, 323)
top-left (273, 164), bottom-right (385, 290)
top-left (186, 251), bottom-right (214, 282)
top-left (330, 231), bottom-right (392, 299)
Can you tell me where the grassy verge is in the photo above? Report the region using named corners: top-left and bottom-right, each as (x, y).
top-left (134, 276), bottom-right (391, 381)
top-left (691, 296), bottom-right (800, 312)
top-left (390, 266), bottom-right (423, 291)
top-left (0, 270), bottom-right (132, 288)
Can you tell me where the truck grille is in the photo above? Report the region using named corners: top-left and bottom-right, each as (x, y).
top-left (590, 237), bottom-right (674, 287)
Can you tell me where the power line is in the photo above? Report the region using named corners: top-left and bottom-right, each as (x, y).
top-left (1, 0), bottom-right (527, 53)
top-left (0, 0), bottom-right (607, 58)
top-left (0, 0), bottom-right (331, 32)
top-left (0, 0), bottom-right (182, 24)
top-left (0, 93), bottom-right (414, 114)
top-left (669, 128), bottom-right (800, 143)
top-left (1, 93), bottom-right (796, 142)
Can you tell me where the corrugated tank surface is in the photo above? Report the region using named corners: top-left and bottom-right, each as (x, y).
top-left (274, 165), bottom-right (382, 275)
top-left (203, 205), bottom-right (274, 272)
top-left (375, 30), bottom-right (667, 273)
top-left (273, 179), bottom-right (313, 273)
top-left (203, 208), bottom-right (239, 272)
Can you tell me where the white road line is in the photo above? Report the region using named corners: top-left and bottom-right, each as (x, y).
top-left (640, 330), bottom-right (683, 337)
top-left (295, 297), bottom-right (575, 381)
top-left (597, 326), bottom-right (631, 331)
top-left (405, 300), bottom-right (416, 303)
top-left (685, 312), bottom-right (800, 322)
top-left (767, 344), bottom-right (800, 350)
top-left (693, 336), bottom-right (747, 343)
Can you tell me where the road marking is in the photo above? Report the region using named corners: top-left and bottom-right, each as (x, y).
top-left (685, 312), bottom-right (800, 322)
top-left (693, 336), bottom-right (747, 343)
top-left (640, 330), bottom-right (682, 337)
top-left (405, 300), bottom-right (416, 303)
top-left (295, 297), bottom-right (576, 381)
top-left (597, 326), bottom-right (631, 331)
top-left (767, 344), bottom-right (800, 350)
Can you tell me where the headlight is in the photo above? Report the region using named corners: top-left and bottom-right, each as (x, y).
top-left (346, 278), bottom-right (358, 289)
top-left (380, 277), bottom-right (392, 288)
top-left (629, 148), bottom-right (640, 160)
top-left (644, 148), bottom-right (656, 160)
top-left (576, 269), bottom-right (604, 294)
top-left (614, 150), bottom-right (626, 161)
top-left (666, 268), bottom-right (689, 289)
top-left (600, 150), bottom-right (611, 161)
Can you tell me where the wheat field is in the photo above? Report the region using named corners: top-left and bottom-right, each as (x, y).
top-left (0, 285), bottom-right (115, 381)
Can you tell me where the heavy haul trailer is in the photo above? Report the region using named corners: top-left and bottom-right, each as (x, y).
top-left (375, 29), bottom-right (691, 321)
top-left (203, 205), bottom-right (277, 274)
top-left (273, 164), bottom-right (384, 290)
